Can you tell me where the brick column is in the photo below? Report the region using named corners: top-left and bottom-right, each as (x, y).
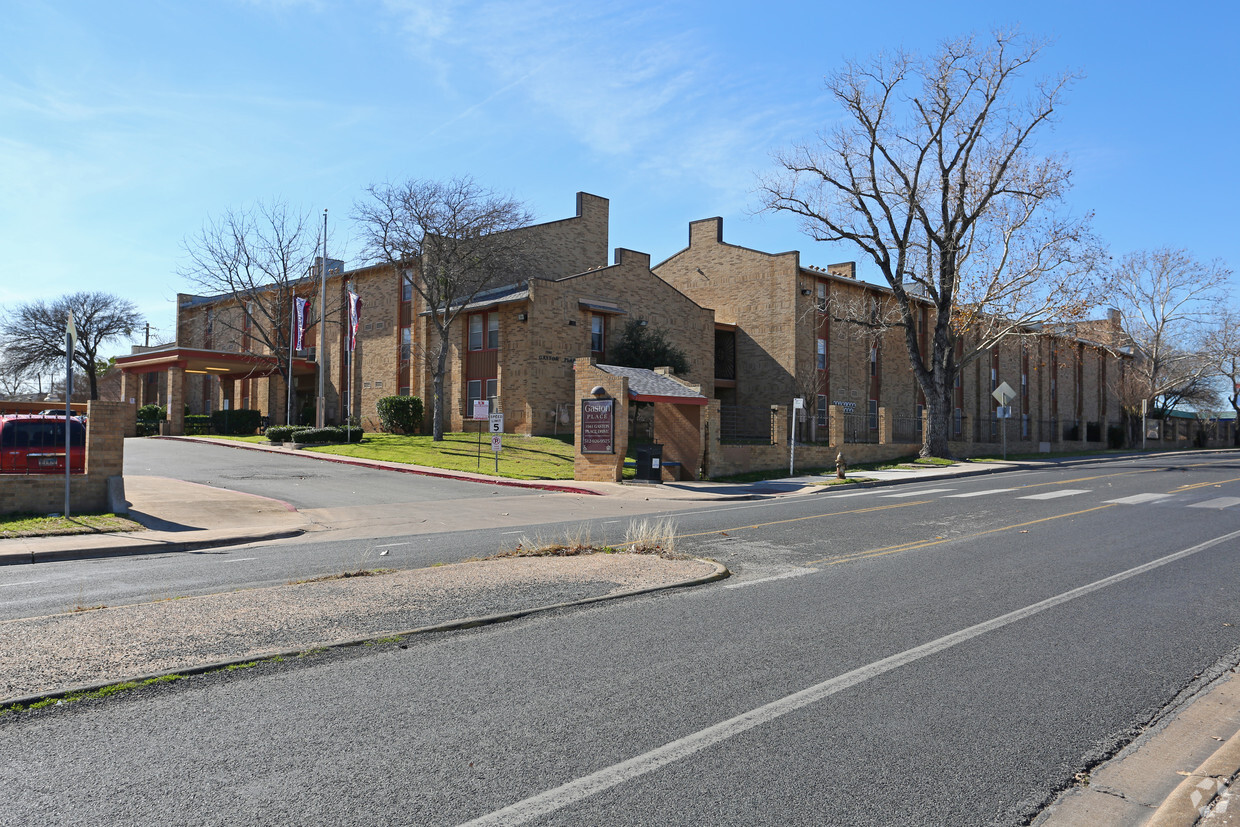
top-left (828, 405), bottom-right (845, 447)
top-left (878, 407), bottom-right (893, 445)
top-left (86, 401), bottom-right (127, 477)
top-left (771, 405), bottom-right (789, 447)
top-left (165, 366), bottom-right (185, 436)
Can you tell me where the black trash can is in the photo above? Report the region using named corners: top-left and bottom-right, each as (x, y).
top-left (634, 443), bottom-right (663, 484)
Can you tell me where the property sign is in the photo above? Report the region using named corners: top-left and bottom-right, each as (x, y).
top-left (472, 400), bottom-right (489, 420)
top-left (581, 398), bottom-right (615, 454)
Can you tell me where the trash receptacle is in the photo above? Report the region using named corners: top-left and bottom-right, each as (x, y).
top-left (634, 443), bottom-right (663, 483)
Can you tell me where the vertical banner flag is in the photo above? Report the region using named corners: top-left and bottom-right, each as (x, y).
top-left (347, 290), bottom-right (362, 352)
top-left (294, 297), bottom-right (311, 350)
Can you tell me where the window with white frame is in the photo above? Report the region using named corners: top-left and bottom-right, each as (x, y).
top-left (817, 338), bottom-right (827, 370)
top-left (468, 311), bottom-right (499, 351)
top-left (591, 315), bottom-right (605, 355)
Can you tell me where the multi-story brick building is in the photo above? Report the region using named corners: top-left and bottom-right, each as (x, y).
top-left (120, 195), bottom-right (1128, 470)
top-left (653, 215), bottom-right (1129, 452)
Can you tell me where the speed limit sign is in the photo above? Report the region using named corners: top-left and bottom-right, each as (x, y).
top-left (488, 413), bottom-right (504, 433)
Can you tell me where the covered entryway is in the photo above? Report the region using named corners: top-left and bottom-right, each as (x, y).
top-left (115, 346), bottom-right (317, 435)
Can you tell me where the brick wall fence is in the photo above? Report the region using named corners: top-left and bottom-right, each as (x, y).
top-left (0, 400), bottom-right (129, 515)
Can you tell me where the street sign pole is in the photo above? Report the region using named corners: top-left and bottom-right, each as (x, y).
top-left (791, 398), bottom-right (804, 476)
top-left (992, 382), bottom-right (1016, 462)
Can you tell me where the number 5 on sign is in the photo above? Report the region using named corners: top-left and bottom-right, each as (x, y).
top-left (489, 413), bottom-right (504, 433)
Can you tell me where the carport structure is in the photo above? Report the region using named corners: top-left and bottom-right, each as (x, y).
top-left (114, 346), bottom-right (317, 435)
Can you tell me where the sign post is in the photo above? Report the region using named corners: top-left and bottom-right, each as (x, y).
top-left (64, 311), bottom-right (77, 518)
top-left (488, 413), bottom-right (504, 473)
top-left (790, 397), bottom-right (804, 476)
top-left (992, 381), bottom-right (1016, 461)
top-left (472, 400), bottom-right (489, 468)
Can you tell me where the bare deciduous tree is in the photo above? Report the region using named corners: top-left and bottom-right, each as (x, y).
top-left (1204, 306), bottom-right (1240, 445)
top-left (0, 292), bottom-right (142, 400)
top-left (353, 176), bottom-right (534, 440)
top-left (760, 30), bottom-right (1104, 457)
top-left (1107, 247), bottom-right (1230, 415)
top-left (179, 201), bottom-right (323, 417)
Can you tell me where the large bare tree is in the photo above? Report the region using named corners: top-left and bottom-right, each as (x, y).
top-left (760, 31), bottom-right (1103, 457)
top-left (1107, 248), bottom-right (1230, 416)
top-left (179, 201), bottom-right (323, 418)
top-left (1203, 307), bottom-right (1240, 445)
top-left (353, 177), bottom-right (534, 440)
top-left (0, 292), bottom-right (142, 400)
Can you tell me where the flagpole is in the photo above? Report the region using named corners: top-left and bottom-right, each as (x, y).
top-left (287, 296), bottom-right (295, 425)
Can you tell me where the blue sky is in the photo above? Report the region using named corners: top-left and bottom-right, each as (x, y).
top-left (3, 0), bottom-right (1237, 350)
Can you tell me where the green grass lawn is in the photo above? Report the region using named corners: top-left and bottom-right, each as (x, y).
top-left (294, 432), bottom-right (579, 480)
top-left (207, 431), bottom-right (636, 480)
top-left (0, 513), bottom-right (143, 539)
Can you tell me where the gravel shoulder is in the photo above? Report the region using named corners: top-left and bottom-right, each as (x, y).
top-left (2, 553), bottom-right (721, 702)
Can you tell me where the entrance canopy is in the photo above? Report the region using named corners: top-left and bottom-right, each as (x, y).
top-left (115, 346), bottom-right (317, 379)
top-left (595, 364), bottom-right (707, 405)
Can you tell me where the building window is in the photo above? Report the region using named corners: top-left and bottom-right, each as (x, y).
top-left (402, 279), bottom-right (413, 303)
top-left (870, 345), bottom-right (878, 377)
top-left (399, 386), bottom-right (410, 397)
top-left (468, 311), bottom-right (499, 351)
top-left (816, 394), bottom-right (828, 428)
top-left (868, 399), bottom-right (878, 430)
top-left (954, 407), bottom-right (963, 436)
top-left (817, 338), bottom-right (827, 370)
top-left (466, 378), bottom-right (500, 411)
top-left (400, 327), bottom-right (411, 362)
top-left (816, 281), bottom-right (827, 312)
top-left (591, 315), bottom-right (605, 355)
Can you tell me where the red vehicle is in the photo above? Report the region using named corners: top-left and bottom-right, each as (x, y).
top-left (0, 415), bottom-right (86, 474)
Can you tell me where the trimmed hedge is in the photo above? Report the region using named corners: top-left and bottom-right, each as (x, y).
top-left (137, 404), bottom-right (165, 422)
top-left (376, 395), bottom-right (423, 434)
top-left (266, 425), bottom-right (308, 443)
top-left (184, 414), bottom-right (213, 435)
top-left (212, 408), bottom-right (262, 435)
top-left (291, 427), bottom-right (343, 444)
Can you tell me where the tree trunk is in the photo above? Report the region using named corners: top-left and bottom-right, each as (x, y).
top-left (921, 377), bottom-right (954, 459)
top-left (431, 333), bottom-right (449, 441)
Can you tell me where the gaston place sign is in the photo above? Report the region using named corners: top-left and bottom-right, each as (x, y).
top-left (581, 398), bottom-right (615, 454)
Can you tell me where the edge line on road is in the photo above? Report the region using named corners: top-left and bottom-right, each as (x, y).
top-left (669, 500), bottom-right (932, 543)
top-left (458, 525), bottom-right (1240, 827)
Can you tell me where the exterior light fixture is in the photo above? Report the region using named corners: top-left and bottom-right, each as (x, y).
top-left (517, 313), bottom-right (528, 322)
top-left (590, 386), bottom-right (609, 398)
top-left (637, 319), bottom-right (648, 327)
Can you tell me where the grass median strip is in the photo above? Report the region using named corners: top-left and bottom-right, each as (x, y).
top-left (0, 512), bottom-right (144, 539)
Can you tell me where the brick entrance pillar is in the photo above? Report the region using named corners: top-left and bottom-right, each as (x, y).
top-left (165, 366), bottom-right (185, 435)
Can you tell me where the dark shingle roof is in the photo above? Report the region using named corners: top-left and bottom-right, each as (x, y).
top-left (596, 365), bottom-right (706, 403)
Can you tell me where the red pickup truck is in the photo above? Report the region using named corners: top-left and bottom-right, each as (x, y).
top-left (0, 415), bottom-right (86, 474)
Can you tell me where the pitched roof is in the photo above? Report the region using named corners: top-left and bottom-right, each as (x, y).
top-left (595, 364), bottom-right (707, 405)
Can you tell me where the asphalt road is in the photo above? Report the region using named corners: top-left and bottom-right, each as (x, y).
top-left (3, 452), bottom-right (1239, 825)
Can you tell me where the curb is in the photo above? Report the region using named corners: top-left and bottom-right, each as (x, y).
top-left (1145, 725), bottom-right (1240, 827)
top-left (155, 436), bottom-right (603, 496)
top-left (0, 528), bottom-right (306, 566)
top-left (0, 557), bottom-right (730, 711)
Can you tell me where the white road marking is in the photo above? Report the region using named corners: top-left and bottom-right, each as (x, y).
top-left (943, 489), bottom-right (1017, 498)
top-left (457, 525), bottom-right (1240, 827)
top-left (374, 542), bottom-right (410, 548)
top-left (1018, 489), bottom-right (1091, 500)
top-left (1104, 493), bottom-right (1173, 505)
top-left (723, 567), bottom-right (817, 590)
top-left (0, 581), bottom-right (41, 587)
top-left (880, 488), bottom-right (955, 498)
top-left (821, 491), bottom-right (875, 498)
top-left (501, 531), bottom-right (524, 536)
top-left (222, 557), bottom-right (257, 563)
top-left (1188, 497), bottom-right (1240, 509)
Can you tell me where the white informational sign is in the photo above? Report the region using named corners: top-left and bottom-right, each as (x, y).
top-left (472, 400), bottom-right (489, 420)
top-left (489, 413), bottom-right (504, 433)
top-left (992, 381), bottom-right (1016, 406)
top-left (491, 434), bottom-right (502, 453)
top-left (996, 405), bottom-right (1011, 419)
top-left (792, 397), bottom-right (805, 409)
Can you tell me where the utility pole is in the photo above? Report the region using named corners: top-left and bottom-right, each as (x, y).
top-left (316, 209), bottom-right (328, 428)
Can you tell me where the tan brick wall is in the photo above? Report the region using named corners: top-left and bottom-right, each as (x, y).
top-left (0, 400), bottom-right (127, 515)
top-left (573, 360), bottom-right (629, 482)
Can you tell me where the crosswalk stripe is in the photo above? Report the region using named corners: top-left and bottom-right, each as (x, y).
top-left (1187, 497), bottom-right (1240, 509)
top-left (880, 488), bottom-right (955, 498)
top-left (944, 489), bottom-right (1017, 498)
top-left (1018, 489), bottom-right (1091, 500)
top-left (1104, 493), bottom-right (1173, 505)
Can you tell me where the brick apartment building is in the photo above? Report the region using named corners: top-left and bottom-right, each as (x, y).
top-left (119, 193), bottom-right (1129, 466)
